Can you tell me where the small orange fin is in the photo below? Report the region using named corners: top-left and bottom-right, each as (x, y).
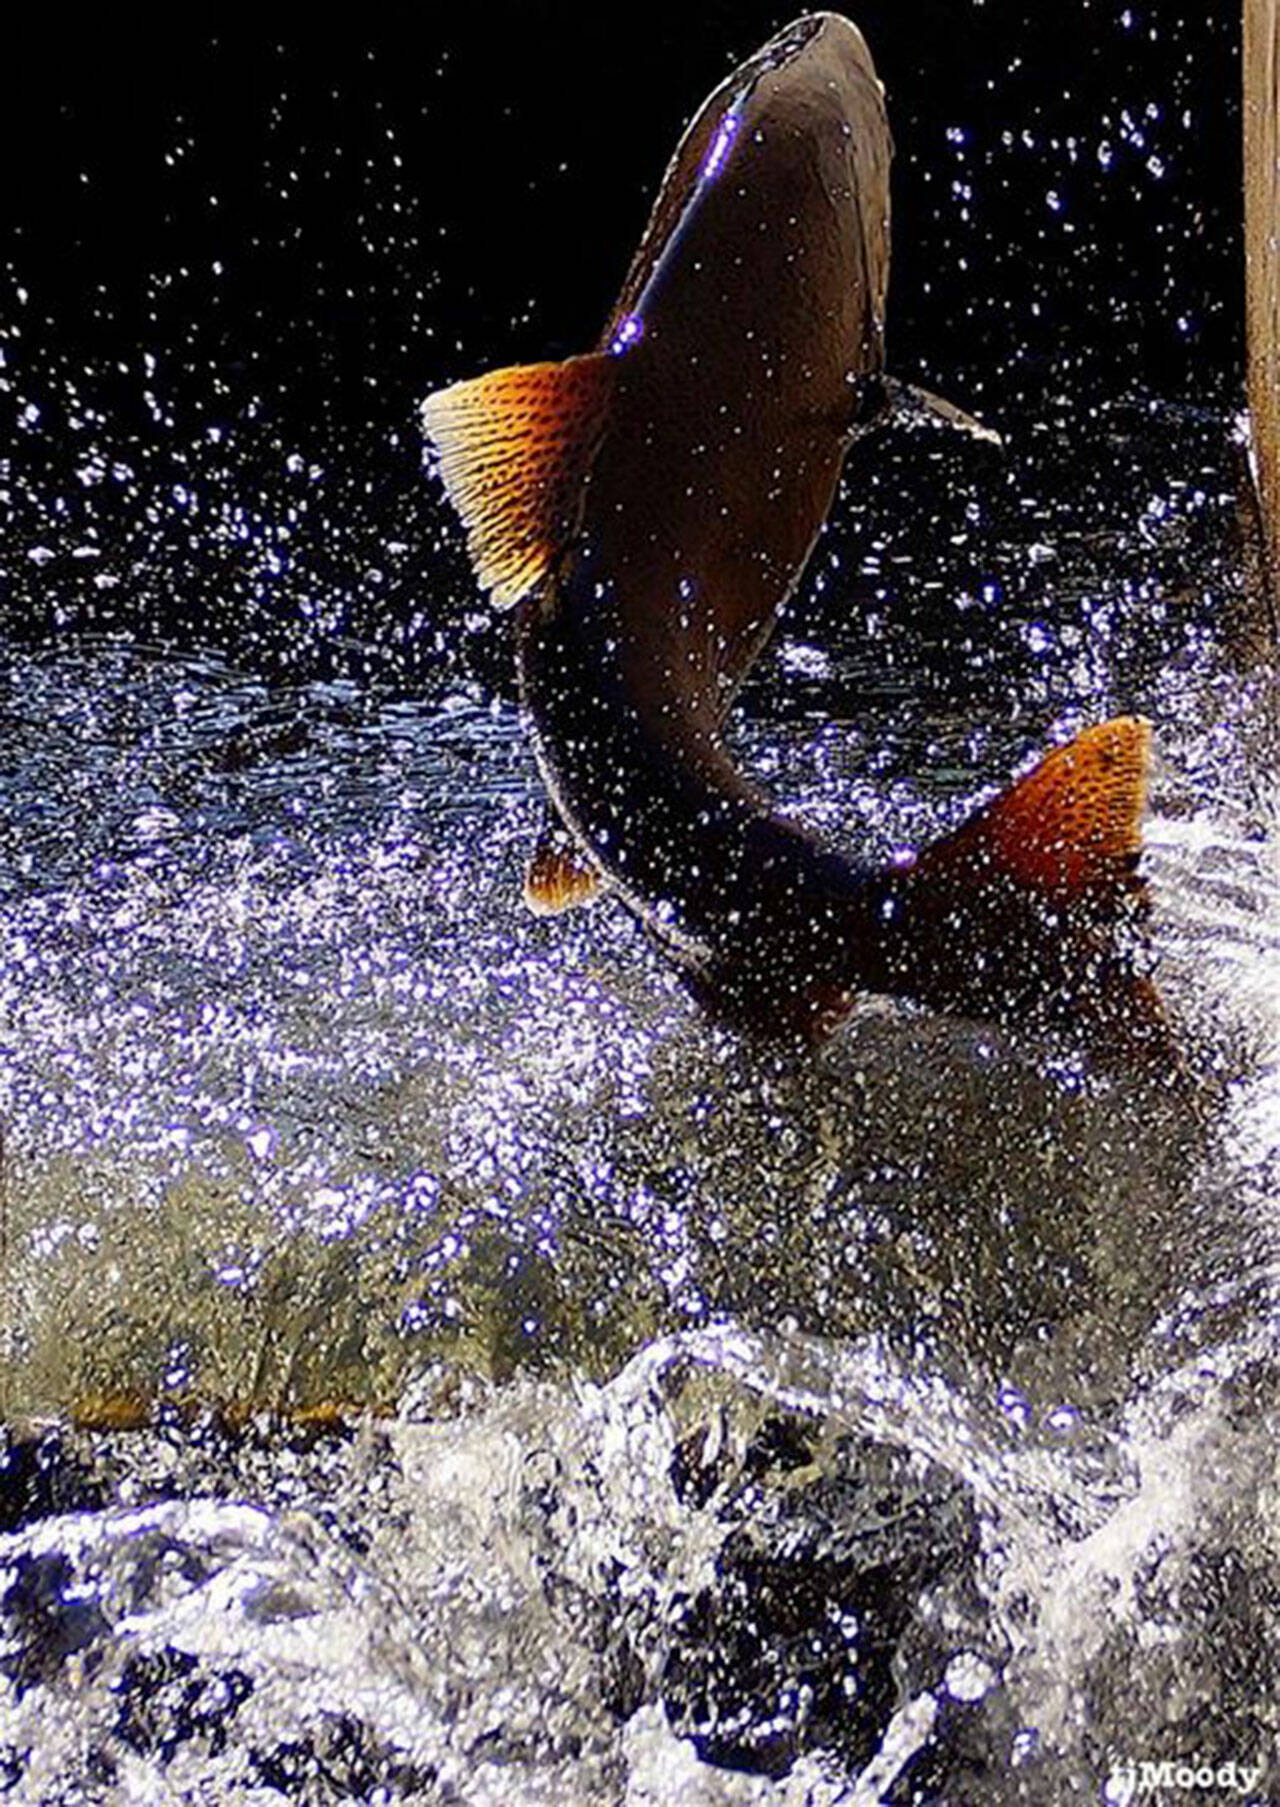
top-left (915, 717), bottom-right (1152, 899)
top-left (421, 354), bottom-right (616, 608)
top-left (523, 829), bottom-right (602, 917)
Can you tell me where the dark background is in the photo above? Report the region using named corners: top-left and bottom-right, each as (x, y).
top-left (0, 3), bottom-right (1246, 671)
top-left (3, 2), bottom-right (1242, 417)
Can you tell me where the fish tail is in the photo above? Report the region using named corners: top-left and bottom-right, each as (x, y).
top-left (879, 717), bottom-right (1157, 1027)
top-left (912, 715), bottom-right (1150, 900)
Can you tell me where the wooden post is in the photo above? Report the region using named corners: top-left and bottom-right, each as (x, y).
top-left (1244, 0), bottom-right (1280, 607)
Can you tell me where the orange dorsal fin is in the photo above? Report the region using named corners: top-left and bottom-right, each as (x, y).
top-left (421, 354), bottom-right (616, 608)
top-left (914, 717), bottom-right (1152, 898)
top-left (523, 829), bottom-right (602, 916)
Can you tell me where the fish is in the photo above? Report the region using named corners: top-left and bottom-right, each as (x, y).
top-left (422, 12), bottom-right (1158, 1046)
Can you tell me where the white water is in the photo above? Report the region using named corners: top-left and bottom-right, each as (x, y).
top-left (1, 393), bottom-right (1277, 1800)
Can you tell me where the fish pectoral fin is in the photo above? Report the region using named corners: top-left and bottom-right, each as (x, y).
top-left (523, 824), bottom-right (603, 917)
top-left (912, 716), bottom-right (1152, 910)
top-left (883, 377), bottom-right (1003, 448)
top-left (421, 352), bottom-right (617, 608)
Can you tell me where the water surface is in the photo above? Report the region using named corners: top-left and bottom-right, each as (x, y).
top-left (1, 387), bottom-right (1277, 1800)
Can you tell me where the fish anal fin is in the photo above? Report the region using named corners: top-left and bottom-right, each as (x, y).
top-left (914, 717), bottom-right (1152, 903)
top-left (421, 353), bottom-right (616, 608)
top-left (524, 828), bottom-right (602, 917)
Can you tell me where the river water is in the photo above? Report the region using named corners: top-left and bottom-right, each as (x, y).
top-left (0, 351), bottom-right (1277, 1802)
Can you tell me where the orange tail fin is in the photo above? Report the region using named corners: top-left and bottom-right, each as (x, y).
top-left (911, 716), bottom-right (1152, 905)
top-left (421, 354), bottom-right (616, 608)
top-left (873, 717), bottom-right (1159, 1039)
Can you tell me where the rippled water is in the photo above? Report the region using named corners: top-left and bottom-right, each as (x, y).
top-left (1, 387), bottom-right (1277, 1801)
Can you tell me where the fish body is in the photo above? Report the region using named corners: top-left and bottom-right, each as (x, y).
top-left (424, 14), bottom-right (1155, 1044)
top-left (578, 13), bottom-right (890, 733)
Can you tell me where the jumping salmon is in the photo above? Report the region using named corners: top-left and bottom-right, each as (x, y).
top-left (423, 12), bottom-right (1155, 1044)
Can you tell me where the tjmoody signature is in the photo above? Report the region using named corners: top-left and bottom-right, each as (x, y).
top-left (1108, 1758), bottom-right (1265, 1797)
